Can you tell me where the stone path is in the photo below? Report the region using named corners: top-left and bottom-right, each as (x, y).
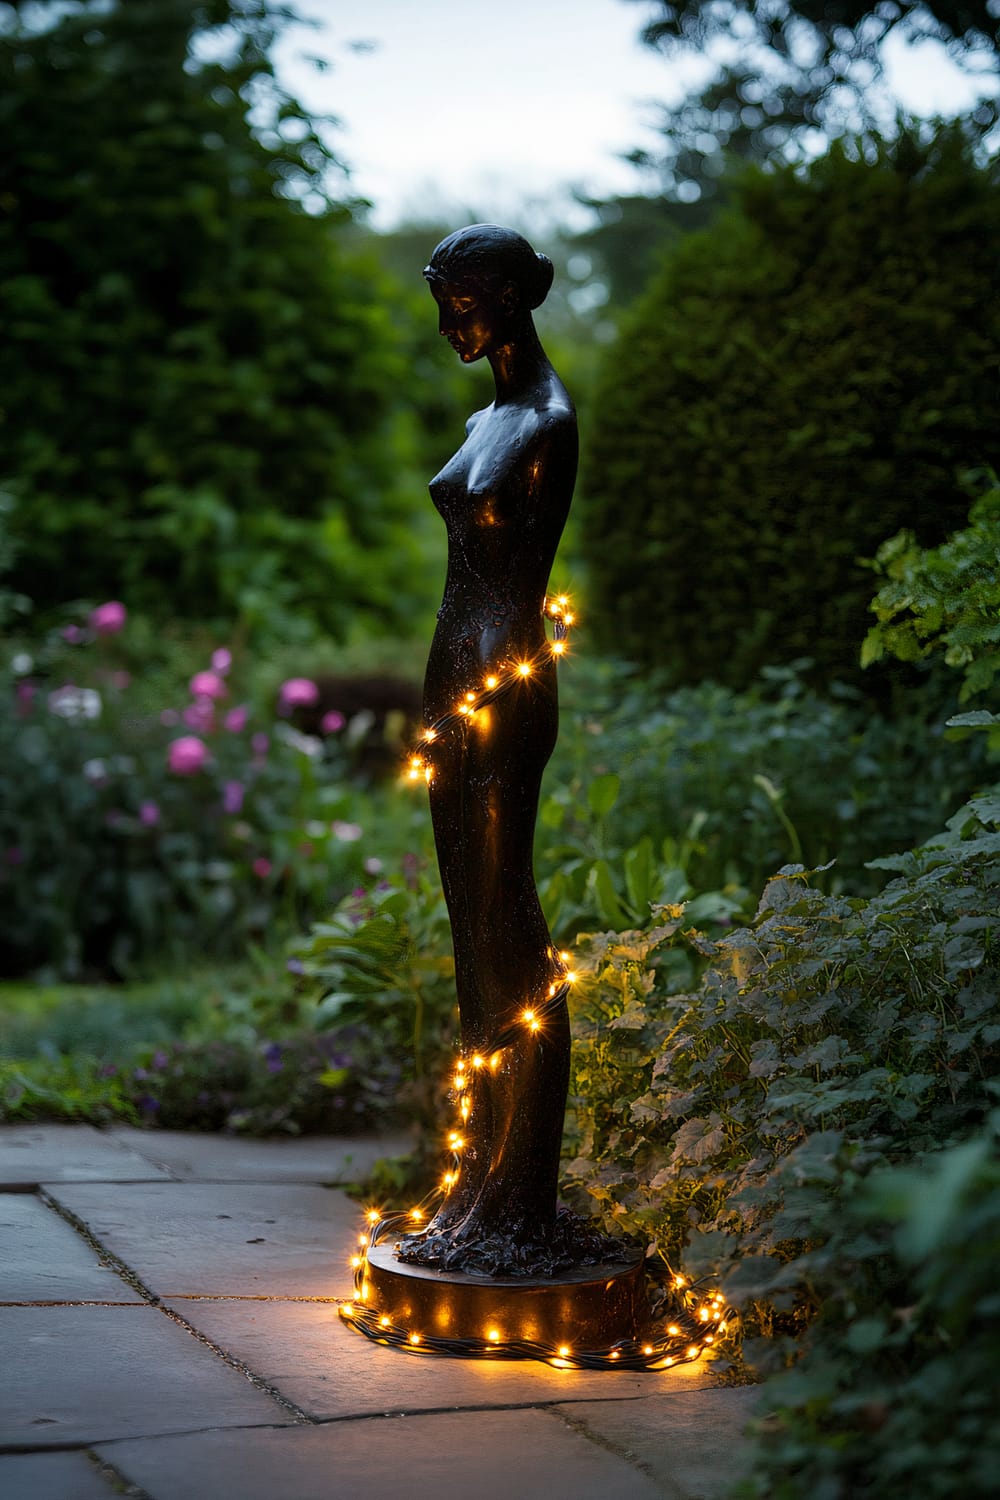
top-left (0, 1124), bottom-right (759, 1499)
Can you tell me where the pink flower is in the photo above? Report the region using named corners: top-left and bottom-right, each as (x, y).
top-left (62, 624), bottom-right (84, 644)
top-left (190, 670), bottom-right (227, 701)
top-left (223, 780), bottom-right (244, 814)
top-left (224, 705), bottom-right (248, 733)
top-left (16, 681), bottom-right (35, 706)
top-left (321, 709), bottom-right (346, 734)
top-left (332, 821), bottom-right (363, 842)
top-left (251, 732), bottom-right (269, 757)
top-left (182, 700), bottom-right (214, 732)
top-left (278, 677), bottom-right (319, 711)
top-left (90, 600), bottom-right (127, 636)
top-left (139, 801), bottom-right (160, 827)
top-left (167, 736), bottom-right (208, 775)
top-left (211, 648), bottom-right (232, 674)
top-left (252, 856), bottom-right (272, 879)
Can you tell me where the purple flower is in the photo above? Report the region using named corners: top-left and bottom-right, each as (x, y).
top-left (152, 1050), bottom-right (169, 1071)
top-left (62, 624), bottom-right (84, 644)
top-left (286, 957), bottom-right (304, 975)
top-left (139, 800), bottom-right (160, 827)
top-left (321, 709), bottom-right (346, 734)
top-left (211, 647), bottom-right (232, 674)
top-left (364, 856), bottom-right (384, 875)
top-left (252, 856), bottom-right (272, 879)
top-left (264, 1042), bottom-right (283, 1074)
top-left (190, 670), bottom-right (227, 701)
top-left (278, 677), bottom-right (319, 712)
top-left (222, 780), bottom-right (244, 814)
top-left (224, 705), bottom-right (248, 733)
top-left (182, 699), bottom-right (214, 732)
top-left (15, 681), bottom-right (35, 706)
top-left (167, 736), bottom-right (209, 775)
top-left (138, 1095), bottom-right (161, 1115)
top-left (251, 732), bottom-right (269, 757)
top-left (133, 1066), bottom-right (148, 1081)
top-left (90, 600), bottom-right (127, 636)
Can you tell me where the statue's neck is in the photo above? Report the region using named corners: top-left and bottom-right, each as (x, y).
top-left (486, 319), bottom-right (552, 406)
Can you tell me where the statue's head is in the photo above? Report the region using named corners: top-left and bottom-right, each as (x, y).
top-left (424, 224), bottom-right (554, 362)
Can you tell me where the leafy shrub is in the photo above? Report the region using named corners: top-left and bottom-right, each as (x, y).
top-left (864, 478), bottom-right (1000, 705)
top-left (738, 1117), bottom-right (1000, 1499)
top-left (542, 654), bottom-right (990, 904)
top-left (0, 967), bottom-right (400, 1135)
top-left (1, 604), bottom-right (432, 977)
top-left (581, 128), bottom-right (1000, 687)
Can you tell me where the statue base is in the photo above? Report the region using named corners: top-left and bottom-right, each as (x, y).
top-left (362, 1241), bottom-right (648, 1350)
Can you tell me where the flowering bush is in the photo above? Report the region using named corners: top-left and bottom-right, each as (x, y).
top-left (1, 604), bottom-right (432, 977)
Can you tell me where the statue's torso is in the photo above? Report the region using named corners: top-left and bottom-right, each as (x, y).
top-left (425, 391), bottom-right (577, 719)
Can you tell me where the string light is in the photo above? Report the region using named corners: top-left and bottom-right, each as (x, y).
top-left (402, 594), bottom-right (575, 787)
top-left (339, 586), bottom-right (735, 1369)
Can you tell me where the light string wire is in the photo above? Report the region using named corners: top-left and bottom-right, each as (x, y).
top-left (341, 592), bottom-right (735, 1369)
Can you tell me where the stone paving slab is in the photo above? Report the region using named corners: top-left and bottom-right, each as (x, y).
top-left (45, 1182), bottom-right (356, 1297)
top-left (561, 1388), bottom-right (760, 1500)
top-left (100, 1407), bottom-right (666, 1500)
top-left (0, 1125), bottom-right (171, 1188)
top-left (163, 1296), bottom-right (716, 1420)
top-left (0, 1452), bottom-right (120, 1500)
top-left (0, 1194), bottom-right (142, 1304)
top-left (0, 1305), bottom-right (290, 1446)
top-left (108, 1125), bottom-right (414, 1183)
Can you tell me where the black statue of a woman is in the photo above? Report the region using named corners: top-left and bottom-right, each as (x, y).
top-left (398, 225), bottom-right (620, 1278)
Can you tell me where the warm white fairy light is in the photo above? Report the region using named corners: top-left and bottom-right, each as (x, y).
top-left (341, 587), bottom-right (735, 1370)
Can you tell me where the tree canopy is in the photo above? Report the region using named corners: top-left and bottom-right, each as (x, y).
top-left (0, 0), bottom-right (437, 639)
top-left (624, 0), bottom-right (998, 202)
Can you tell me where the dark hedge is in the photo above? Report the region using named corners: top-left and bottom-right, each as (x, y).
top-left (581, 128), bottom-right (1000, 687)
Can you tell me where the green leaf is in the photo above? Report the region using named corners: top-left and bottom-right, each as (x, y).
top-left (587, 773), bottom-right (621, 818)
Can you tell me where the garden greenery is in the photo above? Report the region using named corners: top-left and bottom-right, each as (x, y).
top-left (582, 127), bottom-right (1000, 687)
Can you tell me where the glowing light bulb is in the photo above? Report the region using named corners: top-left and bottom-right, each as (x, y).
top-left (366, 1209), bottom-right (381, 1224)
top-left (557, 595), bottom-right (569, 608)
top-left (465, 691), bottom-right (476, 702)
top-left (565, 971), bottom-right (577, 984)
top-left (409, 1333), bottom-right (421, 1346)
top-left (610, 1351), bottom-right (620, 1360)
top-left (552, 640), bottom-right (566, 655)
top-left (343, 1303), bottom-right (355, 1316)
top-left (522, 1009), bottom-right (535, 1023)
top-left (423, 728), bottom-right (436, 742)
top-left (460, 1098), bottom-right (470, 1119)
top-left (488, 1329), bottom-right (500, 1343)
top-left (643, 1345), bottom-right (653, 1356)
top-left (358, 1235), bottom-right (368, 1247)
top-left (456, 1060), bottom-right (466, 1072)
top-left (380, 1315), bottom-right (391, 1328)
top-left (424, 765), bottom-right (433, 783)
top-left (699, 1308), bottom-right (710, 1321)
top-left (564, 612), bottom-right (574, 625)
top-left (674, 1276), bottom-right (686, 1289)
top-left (458, 703), bottom-right (469, 714)
top-left (667, 1324), bottom-right (680, 1336)
top-left (407, 767), bottom-right (421, 781)
top-left (687, 1346), bottom-right (700, 1359)
top-left (410, 1208), bottom-right (423, 1221)
top-left (517, 662), bottom-right (532, 677)
top-left (350, 1255), bottom-right (362, 1269)
top-left (559, 951), bottom-right (571, 963)
top-left (472, 1054), bottom-right (484, 1068)
top-left (485, 676), bottom-right (498, 689)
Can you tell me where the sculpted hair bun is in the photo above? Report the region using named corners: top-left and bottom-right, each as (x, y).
top-left (528, 252), bottom-right (555, 310)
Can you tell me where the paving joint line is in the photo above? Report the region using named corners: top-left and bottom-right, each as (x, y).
top-left (548, 1403), bottom-right (672, 1495)
top-left (85, 1447), bottom-right (154, 1499)
top-left (37, 1189), bottom-right (314, 1425)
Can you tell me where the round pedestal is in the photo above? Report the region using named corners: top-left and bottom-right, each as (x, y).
top-left (364, 1242), bottom-right (648, 1349)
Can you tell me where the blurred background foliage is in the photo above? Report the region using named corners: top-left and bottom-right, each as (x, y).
top-left (2, 1), bottom-right (999, 1487)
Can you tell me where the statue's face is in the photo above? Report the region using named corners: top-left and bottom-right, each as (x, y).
top-left (430, 279), bottom-right (503, 364)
